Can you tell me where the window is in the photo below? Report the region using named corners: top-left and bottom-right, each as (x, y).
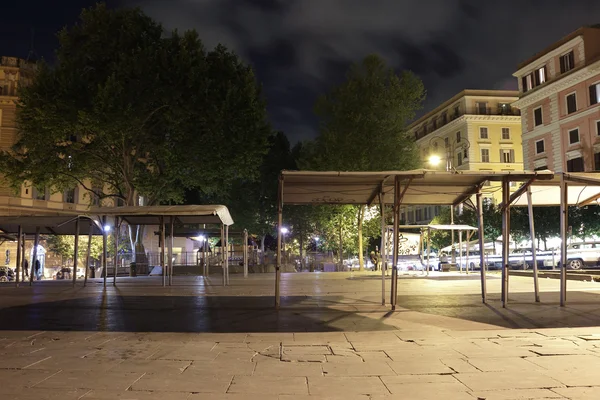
top-left (463, 149), bottom-right (468, 161)
top-left (476, 102), bottom-right (488, 114)
top-left (456, 152), bottom-right (463, 167)
top-left (534, 165), bottom-right (548, 171)
top-left (560, 51), bottom-right (575, 74)
top-left (534, 107), bottom-right (543, 126)
top-left (456, 131), bottom-right (461, 143)
top-left (416, 209), bottom-right (422, 221)
top-left (569, 128), bottom-right (580, 145)
top-left (64, 188), bottom-right (77, 204)
top-left (535, 139), bottom-right (545, 154)
top-left (522, 74), bottom-right (533, 92)
top-left (479, 127), bottom-right (488, 139)
top-left (597, 120), bottom-right (600, 135)
top-left (501, 149), bottom-right (515, 163)
top-left (595, 152), bottom-right (600, 171)
top-left (481, 148), bottom-right (490, 163)
top-left (566, 93), bottom-right (577, 114)
top-left (567, 157), bottom-right (584, 172)
top-left (33, 187), bottom-right (47, 201)
top-left (501, 127), bottom-right (511, 140)
top-left (400, 212), bottom-right (405, 223)
top-left (534, 66), bottom-right (547, 86)
top-left (444, 137), bottom-right (449, 147)
top-left (590, 83), bottom-right (600, 105)
top-left (453, 106), bottom-right (460, 118)
top-left (424, 207), bottom-right (429, 220)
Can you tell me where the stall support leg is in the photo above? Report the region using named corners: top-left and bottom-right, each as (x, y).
top-left (73, 217), bottom-right (80, 287)
top-left (113, 217), bottom-right (118, 286)
top-left (275, 176), bottom-right (284, 309)
top-left (243, 229), bottom-right (248, 278)
top-left (102, 216), bottom-right (107, 288)
top-left (225, 225), bottom-right (229, 285)
top-left (169, 216), bottom-right (174, 286)
top-left (390, 176), bottom-right (400, 310)
top-left (527, 187), bottom-right (540, 303)
top-left (379, 191), bottom-right (386, 305)
top-left (476, 192), bottom-right (486, 303)
top-left (501, 179), bottom-right (510, 307)
top-left (15, 225), bottom-right (22, 288)
top-left (426, 227), bottom-right (431, 276)
top-left (30, 227), bottom-right (40, 285)
top-left (84, 222), bottom-right (92, 287)
top-left (560, 176), bottom-right (568, 307)
top-left (21, 233), bottom-right (26, 282)
top-left (160, 217), bottom-right (166, 287)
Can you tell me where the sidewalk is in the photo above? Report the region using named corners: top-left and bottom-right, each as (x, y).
top-left (0, 272), bottom-right (599, 399)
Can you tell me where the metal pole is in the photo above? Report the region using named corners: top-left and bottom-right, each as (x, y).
top-left (243, 229), bottom-right (248, 278)
top-left (225, 224), bottom-right (229, 285)
top-left (275, 176), bottom-right (283, 309)
top-left (426, 227), bottom-right (431, 276)
top-left (15, 225), bottom-right (22, 288)
top-left (450, 205), bottom-right (455, 265)
top-left (560, 175), bottom-right (568, 306)
top-left (84, 221), bottom-right (92, 287)
top-left (220, 224), bottom-right (225, 286)
top-left (501, 179), bottom-right (510, 307)
top-left (21, 232), bottom-right (26, 282)
top-left (527, 187), bottom-right (540, 302)
top-left (476, 191), bottom-right (486, 303)
top-left (113, 217), bottom-right (118, 286)
top-left (30, 227), bottom-right (40, 285)
top-left (102, 216), bottom-right (107, 288)
top-left (169, 216), bottom-right (174, 286)
top-left (390, 176), bottom-right (400, 310)
top-left (466, 230), bottom-right (470, 275)
top-left (204, 236), bottom-right (208, 276)
top-left (380, 191), bottom-right (386, 305)
top-left (160, 216), bottom-right (166, 287)
top-left (458, 229), bottom-right (463, 273)
top-left (73, 217), bottom-right (80, 287)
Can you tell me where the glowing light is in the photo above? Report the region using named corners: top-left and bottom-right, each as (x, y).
top-left (429, 155), bottom-right (441, 166)
top-left (314, 236), bottom-right (319, 242)
top-left (103, 225), bottom-right (111, 232)
top-left (280, 227), bottom-right (289, 234)
top-left (192, 234), bottom-right (206, 242)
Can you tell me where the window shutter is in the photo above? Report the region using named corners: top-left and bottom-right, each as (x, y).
top-left (500, 149), bottom-right (503, 162)
top-left (560, 56), bottom-right (566, 73)
top-left (590, 85), bottom-right (598, 105)
top-left (522, 77), bottom-right (528, 92)
top-left (534, 70), bottom-right (540, 86)
top-left (569, 52), bottom-right (575, 69)
top-left (510, 150), bottom-right (515, 163)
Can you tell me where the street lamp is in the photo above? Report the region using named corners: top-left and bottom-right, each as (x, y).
top-left (280, 227), bottom-right (289, 263)
top-left (428, 154), bottom-right (442, 167)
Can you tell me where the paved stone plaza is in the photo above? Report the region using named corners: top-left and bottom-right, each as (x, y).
top-left (1, 271), bottom-right (600, 399)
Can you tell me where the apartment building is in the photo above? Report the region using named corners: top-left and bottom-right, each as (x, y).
top-left (405, 90), bottom-right (524, 224)
top-left (512, 25), bottom-right (600, 172)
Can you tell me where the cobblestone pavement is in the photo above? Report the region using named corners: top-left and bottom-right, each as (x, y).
top-left (0, 272), bottom-right (600, 399)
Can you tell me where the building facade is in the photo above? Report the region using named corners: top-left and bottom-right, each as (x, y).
top-left (0, 57), bottom-right (196, 276)
top-left (512, 25), bottom-right (600, 172)
top-left (405, 90), bottom-right (524, 224)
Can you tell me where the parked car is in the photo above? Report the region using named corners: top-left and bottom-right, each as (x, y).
top-left (562, 242), bottom-right (600, 269)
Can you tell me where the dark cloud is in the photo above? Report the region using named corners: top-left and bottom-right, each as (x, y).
top-left (12, 0), bottom-right (600, 143)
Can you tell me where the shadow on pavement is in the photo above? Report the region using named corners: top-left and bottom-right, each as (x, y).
top-left (0, 294), bottom-right (395, 333)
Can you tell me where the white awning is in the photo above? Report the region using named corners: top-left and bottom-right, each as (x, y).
top-left (281, 169), bottom-right (554, 206)
top-left (510, 172), bottom-right (600, 207)
top-left (88, 205), bottom-right (234, 226)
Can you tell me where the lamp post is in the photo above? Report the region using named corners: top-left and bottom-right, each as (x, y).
top-left (427, 136), bottom-right (471, 265)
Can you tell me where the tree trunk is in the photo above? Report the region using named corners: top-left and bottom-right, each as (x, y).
top-left (358, 205), bottom-right (365, 271)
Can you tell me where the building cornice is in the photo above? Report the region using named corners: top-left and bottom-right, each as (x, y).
top-left (513, 36), bottom-right (583, 76)
top-left (463, 115), bottom-right (521, 123)
top-left (513, 61), bottom-right (600, 109)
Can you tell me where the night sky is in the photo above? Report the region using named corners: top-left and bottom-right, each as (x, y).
top-left (2, 1), bottom-right (600, 143)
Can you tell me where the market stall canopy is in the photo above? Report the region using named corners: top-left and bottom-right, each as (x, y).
top-left (89, 205), bottom-right (234, 226)
top-left (386, 224), bottom-right (477, 231)
top-left (510, 172), bottom-right (600, 207)
top-left (0, 214), bottom-right (102, 235)
top-left (281, 169), bottom-right (554, 206)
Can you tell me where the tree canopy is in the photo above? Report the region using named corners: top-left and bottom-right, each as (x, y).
top-left (0, 4), bottom-right (271, 207)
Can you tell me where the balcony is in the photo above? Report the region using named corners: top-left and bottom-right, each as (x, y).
top-left (470, 106), bottom-right (520, 116)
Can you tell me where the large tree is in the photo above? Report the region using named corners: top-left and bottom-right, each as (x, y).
top-left (0, 5), bottom-right (270, 260)
top-left (307, 54), bottom-right (425, 269)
